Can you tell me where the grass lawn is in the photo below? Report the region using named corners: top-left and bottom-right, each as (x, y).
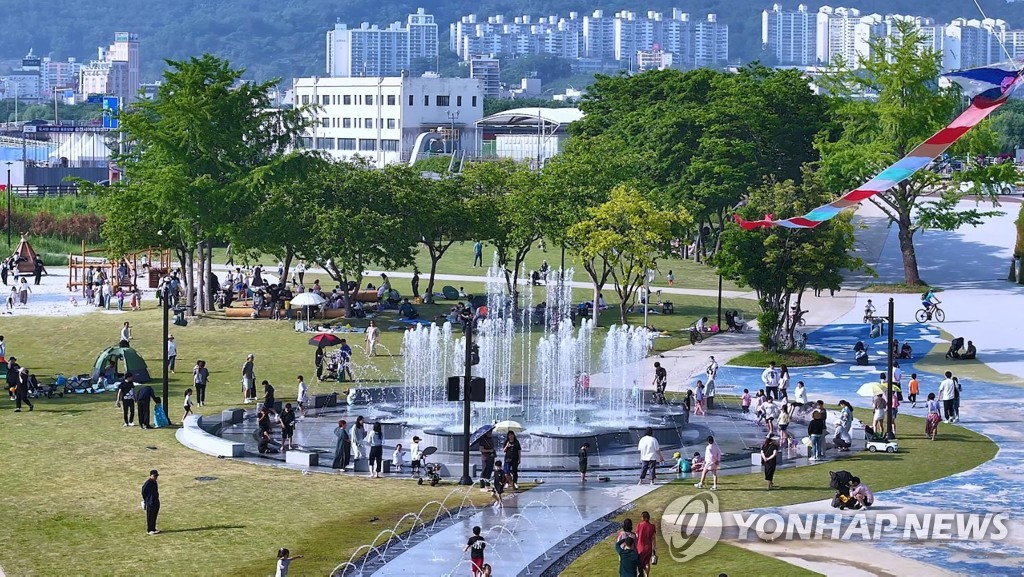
top-left (727, 349), bottom-right (835, 368)
top-left (562, 407), bottom-right (996, 576)
top-left (860, 283), bottom-right (937, 293)
top-left (0, 307), bottom-right (500, 576)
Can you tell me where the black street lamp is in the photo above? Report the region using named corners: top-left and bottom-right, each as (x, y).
top-left (5, 161), bottom-right (12, 249)
top-left (162, 285), bottom-right (170, 421)
top-left (885, 298), bottom-right (895, 441)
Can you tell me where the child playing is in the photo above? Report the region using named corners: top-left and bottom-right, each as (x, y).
top-left (667, 270), bottom-right (674, 284)
top-left (754, 391), bottom-right (767, 423)
top-left (116, 289), bottom-right (125, 311)
top-left (741, 389), bottom-right (751, 413)
top-left (275, 548), bottom-right (302, 577)
top-left (182, 388), bottom-right (194, 422)
top-left (694, 380), bottom-right (706, 415)
top-left (578, 442), bottom-right (590, 482)
top-left (492, 460), bottom-right (507, 509)
top-left (463, 526), bottom-right (487, 576)
top-left (393, 443), bottom-right (408, 473)
top-left (908, 373), bottom-right (920, 408)
top-left (690, 451), bottom-right (704, 472)
top-left (669, 451), bottom-right (688, 477)
top-left (130, 289), bottom-right (140, 311)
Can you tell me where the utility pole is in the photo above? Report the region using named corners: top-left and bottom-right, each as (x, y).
top-left (162, 285), bottom-right (170, 421)
top-left (885, 298), bottom-right (895, 440)
top-left (5, 162), bottom-right (12, 248)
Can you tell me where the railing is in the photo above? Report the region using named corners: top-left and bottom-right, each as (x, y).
top-left (4, 184), bottom-right (81, 197)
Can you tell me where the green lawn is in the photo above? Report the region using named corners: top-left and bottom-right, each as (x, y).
top-left (563, 407), bottom-right (996, 575)
top-left (728, 349), bottom-right (835, 368)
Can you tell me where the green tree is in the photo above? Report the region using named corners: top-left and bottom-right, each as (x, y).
top-left (407, 174), bottom-right (479, 301)
top-left (568, 185), bottom-right (690, 326)
top-left (716, 173), bottom-right (861, 350)
top-left (462, 160), bottom-right (543, 293)
top-left (92, 55), bottom-right (308, 313)
top-left (817, 21), bottom-right (1005, 286)
top-left (991, 100), bottom-right (1024, 152)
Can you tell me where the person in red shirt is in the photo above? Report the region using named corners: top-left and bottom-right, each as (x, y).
top-left (635, 510), bottom-right (657, 575)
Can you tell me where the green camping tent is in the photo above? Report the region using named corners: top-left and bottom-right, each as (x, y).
top-left (92, 346), bottom-right (151, 383)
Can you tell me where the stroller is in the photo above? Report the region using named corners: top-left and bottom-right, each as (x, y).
top-left (945, 337), bottom-right (964, 360)
top-left (416, 447), bottom-right (441, 486)
top-left (829, 470), bottom-right (859, 509)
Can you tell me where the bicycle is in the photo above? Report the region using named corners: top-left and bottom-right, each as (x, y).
top-left (915, 305), bottom-right (945, 323)
top-left (689, 324), bottom-right (704, 345)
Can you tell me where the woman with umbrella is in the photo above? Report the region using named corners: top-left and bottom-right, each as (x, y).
top-left (308, 333), bottom-right (343, 382)
top-left (502, 429), bottom-right (523, 490)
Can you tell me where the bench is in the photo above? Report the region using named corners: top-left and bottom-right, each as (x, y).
top-left (256, 401), bottom-right (283, 413)
top-left (221, 408), bottom-right (245, 425)
top-left (176, 415), bottom-right (245, 458)
top-left (285, 450), bottom-right (320, 467)
top-left (312, 393), bottom-right (337, 409)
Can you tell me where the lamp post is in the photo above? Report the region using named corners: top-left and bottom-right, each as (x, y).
top-left (5, 161), bottom-right (12, 249)
top-left (458, 321), bottom-right (474, 486)
top-left (716, 274), bottom-right (723, 329)
top-left (884, 298), bottom-right (895, 441)
top-left (162, 285), bottom-right (170, 421)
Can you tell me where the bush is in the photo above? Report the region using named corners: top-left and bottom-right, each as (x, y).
top-left (758, 308), bottom-right (779, 350)
top-left (0, 210), bottom-right (103, 243)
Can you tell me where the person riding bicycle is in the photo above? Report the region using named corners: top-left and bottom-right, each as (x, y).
top-left (921, 289), bottom-right (940, 318)
top-left (863, 299), bottom-right (876, 323)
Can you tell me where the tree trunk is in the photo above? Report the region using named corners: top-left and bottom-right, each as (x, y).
top-left (426, 254), bottom-right (439, 304)
top-left (206, 243), bottom-right (215, 311)
top-left (897, 219), bottom-right (922, 286)
top-left (282, 248), bottom-right (294, 286)
top-left (196, 241), bottom-right (206, 314)
top-left (185, 249), bottom-right (195, 316)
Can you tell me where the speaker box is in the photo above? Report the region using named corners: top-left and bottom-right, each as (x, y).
top-left (468, 377), bottom-right (486, 402)
top-left (447, 376), bottom-right (461, 402)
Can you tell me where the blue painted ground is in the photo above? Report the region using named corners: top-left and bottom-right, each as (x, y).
top-left (699, 323), bottom-right (1024, 576)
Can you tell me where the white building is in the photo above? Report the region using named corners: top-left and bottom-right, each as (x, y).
top-left (41, 56), bottom-right (81, 95)
top-left (326, 9), bottom-right (438, 77)
top-left (470, 57), bottom-right (501, 98)
top-left (945, 18), bottom-right (1006, 71)
top-left (78, 32), bottom-right (140, 104)
top-left (816, 6), bottom-right (862, 66)
top-left (694, 14), bottom-right (729, 67)
top-left (762, 4), bottom-right (817, 66)
top-left (637, 47), bottom-right (674, 71)
top-left (292, 75), bottom-right (483, 168)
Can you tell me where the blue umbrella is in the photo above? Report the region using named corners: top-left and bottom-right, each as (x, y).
top-left (468, 423), bottom-right (494, 446)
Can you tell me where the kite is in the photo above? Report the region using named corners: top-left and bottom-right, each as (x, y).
top-left (733, 63), bottom-right (1024, 230)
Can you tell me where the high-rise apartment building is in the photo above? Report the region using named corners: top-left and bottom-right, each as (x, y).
top-left (945, 18), bottom-right (1006, 70)
top-left (694, 14), bottom-right (730, 67)
top-left (79, 32), bottom-right (140, 104)
top-left (327, 9), bottom-right (439, 77)
top-left (762, 4), bottom-right (817, 65)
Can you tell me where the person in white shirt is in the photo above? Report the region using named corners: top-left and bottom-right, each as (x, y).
top-left (849, 477), bottom-right (875, 508)
top-left (166, 335), bottom-right (177, 373)
top-left (637, 428), bottom-right (663, 485)
top-left (763, 397), bottom-right (780, 436)
top-left (893, 363), bottom-right (903, 389)
top-left (410, 435), bottom-right (423, 476)
top-left (393, 443), bottom-right (409, 473)
top-left (793, 381), bottom-right (808, 406)
top-left (938, 371), bottom-right (957, 422)
top-left (863, 299), bottom-right (876, 322)
top-left (296, 375), bottom-right (309, 417)
top-left (762, 362), bottom-right (780, 400)
top-left (694, 436), bottom-right (722, 490)
top-left (275, 548), bottom-right (302, 577)
top-left (119, 322), bottom-right (132, 347)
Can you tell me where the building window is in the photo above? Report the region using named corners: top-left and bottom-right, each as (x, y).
top-left (409, 94), bottom-right (414, 106)
top-left (472, 96), bottom-right (478, 107)
top-left (298, 136), bottom-right (313, 148)
top-left (381, 139), bottom-right (399, 151)
top-left (338, 138), bottom-right (356, 150)
top-left (343, 95), bottom-right (352, 105)
top-left (387, 95), bottom-right (396, 105)
top-left (343, 118), bottom-right (352, 128)
top-left (301, 95), bottom-right (310, 105)
top-left (365, 117), bottom-right (373, 127)
top-left (366, 95), bottom-right (374, 105)
top-left (321, 117), bottom-right (329, 128)
top-left (424, 95), bottom-right (429, 106)
top-left (359, 139), bottom-right (377, 151)
top-left (457, 95), bottom-right (463, 106)
top-left (322, 95), bottom-right (330, 105)
top-left (316, 137), bottom-right (335, 150)
top-left (436, 95), bottom-right (450, 106)
top-left (387, 118), bottom-right (396, 129)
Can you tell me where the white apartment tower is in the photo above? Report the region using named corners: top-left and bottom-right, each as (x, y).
top-left (694, 14), bottom-right (729, 67)
top-left (326, 9), bottom-right (439, 77)
top-left (816, 6), bottom-right (861, 65)
top-left (78, 32), bottom-right (140, 104)
top-left (944, 18), bottom-right (1006, 71)
top-left (762, 4), bottom-right (817, 66)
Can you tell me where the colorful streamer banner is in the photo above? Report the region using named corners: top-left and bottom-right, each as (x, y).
top-left (734, 64), bottom-right (1024, 230)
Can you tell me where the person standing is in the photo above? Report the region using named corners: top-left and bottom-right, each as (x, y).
top-left (761, 362), bottom-right (779, 400)
top-left (473, 241), bottom-right (483, 267)
top-left (637, 427), bottom-right (662, 485)
top-left (295, 261), bottom-right (305, 286)
top-left (17, 277), bottom-right (31, 305)
top-left (225, 243), bottom-right (234, 266)
top-left (314, 346), bottom-right (325, 382)
top-left (694, 436), bottom-right (722, 490)
top-left (503, 430), bottom-right (522, 490)
top-left (263, 380), bottom-right (277, 413)
top-left (938, 371), bottom-right (956, 422)
top-left (908, 373), bottom-right (920, 408)
top-left (115, 372), bottom-right (136, 426)
top-left (296, 375), bottom-right (308, 417)
top-left (13, 364), bottom-right (33, 412)
top-left (0, 258), bottom-right (8, 286)
top-left (578, 442), bottom-right (590, 483)
top-left (705, 356), bottom-right (718, 408)
top-left (135, 382), bottom-right (156, 429)
top-left (365, 321), bottom-right (380, 357)
top-left (652, 361), bottom-right (667, 403)
top-left (367, 422), bottom-right (384, 478)
top-left (119, 322), bottom-right (132, 348)
top-left (275, 548), bottom-right (302, 577)
top-left (0, 334), bottom-right (6, 364)
top-left (808, 408), bottom-right (826, 461)
top-left (351, 416), bottom-right (368, 460)
top-left (411, 270), bottom-right (420, 299)
top-left (761, 437), bottom-right (778, 490)
top-left (332, 419), bottom-right (351, 470)
top-left (615, 536), bottom-right (642, 577)
top-left (192, 360), bottom-right (209, 407)
top-left (635, 511), bottom-right (657, 576)
top-left (925, 392), bottom-right (942, 440)
top-left (33, 255), bottom-right (44, 285)
top-left (141, 469), bottom-right (161, 535)
top-left (6, 356), bottom-right (20, 400)
top-left (952, 376), bottom-right (962, 423)
top-left (166, 335), bottom-right (177, 373)
top-left (242, 353), bottom-right (256, 403)
top-left (338, 339), bottom-right (354, 382)
top-left (280, 403), bottom-right (296, 450)
top-left (777, 364), bottom-right (790, 400)
top-left (479, 428), bottom-right (496, 486)
top-left (464, 526), bottom-right (486, 575)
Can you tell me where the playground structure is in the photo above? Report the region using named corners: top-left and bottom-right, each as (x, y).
top-left (10, 236), bottom-right (39, 274)
top-left (67, 241), bottom-right (172, 294)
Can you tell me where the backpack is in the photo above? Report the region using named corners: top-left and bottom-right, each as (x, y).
top-left (921, 291), bottom-right (929, 300)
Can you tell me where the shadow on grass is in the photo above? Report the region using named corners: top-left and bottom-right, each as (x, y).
top-left (161, 525), bottom-right (247, 534)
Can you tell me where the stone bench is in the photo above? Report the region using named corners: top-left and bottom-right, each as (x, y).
top-left (222, 408), bottom-right (245, 425)
top-left (311, 393), bottom-right (337, 409)
top-left (256, 401), bottom-right (283, 413)
top-left (176, 415), bottom-right (245, 458)
top-left (285, 450), bottom-right (320, 467)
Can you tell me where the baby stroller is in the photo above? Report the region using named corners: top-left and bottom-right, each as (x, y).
top-left (829, 470), bottom-right (859, 509)
top-left (416, 447), bottom-right (441, 486)
top-left (945, 337), bottom-right (964, 360)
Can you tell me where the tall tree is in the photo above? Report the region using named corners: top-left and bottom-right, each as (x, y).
top-left (817, 21), bottom-right (1006, 286)
top-left (568, 185), bottom-right (690, 325)
top-left (407, 174), bottom-right (477, 302)
top-left (716, 172), bottom-right (861, 350)
top-left (462, 160), bottom-right (543, 294)
top-left (94, 55), bottom-right (308, 313)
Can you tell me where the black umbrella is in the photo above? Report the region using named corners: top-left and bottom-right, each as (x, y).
top-left (468, 423), bottom-right (495, 447)
top-left (308, 333), bottom-right (343, 347)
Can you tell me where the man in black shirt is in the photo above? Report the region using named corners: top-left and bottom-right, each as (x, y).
top-left (479, 429), bottom-right (495, 486)
top-left (135, 382), bottom-right (156, 429)
top-left (463, 526), bottom-right (486, 575)
top-left (141, 469), bottom-right (160, 534)
top-left (115, 373), bottom-right (136, 426)
top-left (13, 364), bottom-right (32, 412)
